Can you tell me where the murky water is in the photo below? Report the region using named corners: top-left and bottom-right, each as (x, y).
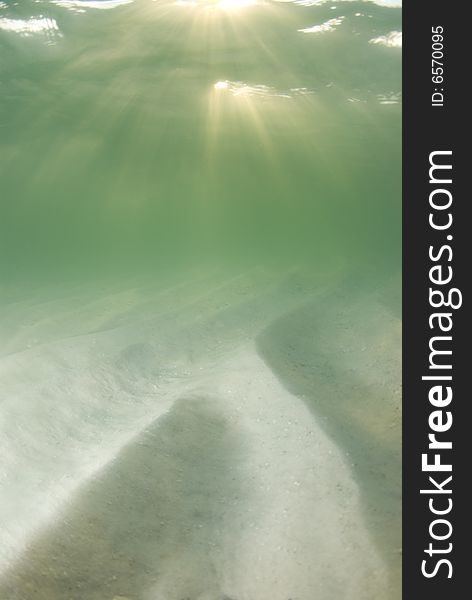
top-left (0, 1), bottom-right (401, 599)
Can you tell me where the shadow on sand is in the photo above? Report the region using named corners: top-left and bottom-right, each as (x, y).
top-left (0, 397), bottom-right (247, 600)
top-left (256, 278), bottom-right (401, 600)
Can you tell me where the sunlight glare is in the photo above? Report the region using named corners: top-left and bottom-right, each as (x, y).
top-left (217, 0), bottom-right (258, 10)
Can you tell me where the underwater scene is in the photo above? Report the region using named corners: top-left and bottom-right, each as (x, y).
top-left (0, 1), bottom-right (401, 599)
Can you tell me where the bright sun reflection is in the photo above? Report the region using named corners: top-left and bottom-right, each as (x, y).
top-left (218, 0), bottom-right (258, 10)
top-left (174, 0), bottom-right (258, 10)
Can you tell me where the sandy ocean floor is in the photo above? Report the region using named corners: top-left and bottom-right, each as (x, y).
top-left (0, 268), bottom-right (401, 600)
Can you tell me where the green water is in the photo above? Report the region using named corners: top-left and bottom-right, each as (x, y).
top-left (0, 1), bottom-right (401, 599)
top-left (1, 0), bottom-right (400, 281)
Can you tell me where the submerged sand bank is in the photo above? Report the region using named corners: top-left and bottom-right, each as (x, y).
top-left (0, 270), bottom-right (400, 599)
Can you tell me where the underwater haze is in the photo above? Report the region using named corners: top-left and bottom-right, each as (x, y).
top-left (0, 1), bottom-right (401, 600)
